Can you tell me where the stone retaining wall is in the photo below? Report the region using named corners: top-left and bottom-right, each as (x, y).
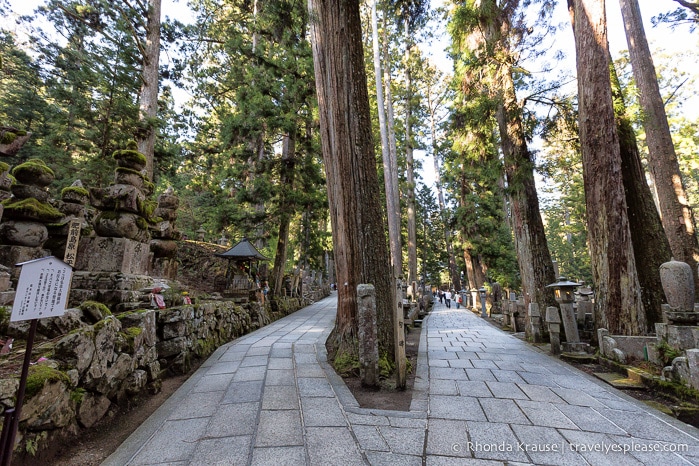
top-left (0, 286), bottom-right (328, 461)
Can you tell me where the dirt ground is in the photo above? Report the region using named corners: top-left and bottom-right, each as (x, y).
top-left (341, 325), bottom-right (421, 411)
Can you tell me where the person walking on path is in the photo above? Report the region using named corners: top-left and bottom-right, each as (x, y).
top-left (444, 289), bottom-right (452, 308)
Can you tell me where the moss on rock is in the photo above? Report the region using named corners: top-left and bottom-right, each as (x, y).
top-left (1, 197), bottom-right (64, 222)
top-left (11, 159), bottom-right (55, 186)
top-left (25, 365), bottom-right (70, 399)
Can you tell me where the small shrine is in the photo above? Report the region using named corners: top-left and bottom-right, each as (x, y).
top-left (215, 237), bottom-right (268, 301)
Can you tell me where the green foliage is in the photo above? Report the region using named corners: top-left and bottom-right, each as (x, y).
top-left (378, 352), bottom-right (395, 379)
top-left (656, 340), bottom-right (683, 367)
top-left (70, 387), bottom-right (87, 404)
top-left (332, 351), bottom-right (360, 377)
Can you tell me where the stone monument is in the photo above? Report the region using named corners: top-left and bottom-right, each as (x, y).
top-left (70, 142), bottom-right (156, 310)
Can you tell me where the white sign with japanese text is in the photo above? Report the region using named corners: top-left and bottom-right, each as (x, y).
top-left (11, 256), bottom-right (73, 322)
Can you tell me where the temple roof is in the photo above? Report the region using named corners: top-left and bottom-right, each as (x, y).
top-left (215, 237), bottom-right (269, 261)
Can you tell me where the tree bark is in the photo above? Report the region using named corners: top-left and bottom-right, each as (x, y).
top-left (371, 0), bottom-right (402, 280)
top-left (308, 0), bottom-right (396, 359)
top-left (619, 0), bottom-right (699, 294)
top-left (610, 60), bottom-right (672, 328)
top-left (570, 0), bottom-right (646, 335)
top-left (137, 0), bottom-right (161, 181)
top-left (271, 132), bottom-right (297, 297)
top-left (479, 1), bottom-right (557, 312)
top-left (404, 16), bottom-right (418, 288)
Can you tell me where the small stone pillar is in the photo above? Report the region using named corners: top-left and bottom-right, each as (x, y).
top-left (546, 306), bottom-right (562, 355)
top-left (357, 284), bottom-right (379, 387)
top-left (528, 303), bottom-right (541, 343)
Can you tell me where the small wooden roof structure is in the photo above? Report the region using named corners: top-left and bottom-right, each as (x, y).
top-left (215, 237), bottom-right (269, 262)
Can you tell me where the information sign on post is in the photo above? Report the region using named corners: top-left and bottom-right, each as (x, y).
top-left (10, 256), bottom-right (72, 322)
top-left (0, 256), bottom-right (74, 465)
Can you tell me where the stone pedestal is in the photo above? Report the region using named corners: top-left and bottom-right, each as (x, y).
top-left (75, 237), bottom-right (152, 275)
top-left (0, 244), bottom-right (51, 281)
top-left (528, 303), bottom-right (542, 343)
top-left (546, 306), bottom-right (561, 355)
top-left (560, 302), bottom-right (580, 344)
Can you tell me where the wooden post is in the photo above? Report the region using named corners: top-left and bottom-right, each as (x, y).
top-left (395, 279), bottom-right (406, 389)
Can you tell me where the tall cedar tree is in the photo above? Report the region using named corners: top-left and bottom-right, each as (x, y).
top-left (569, 0), bottom-right (646, 334)
top-left (308, 0), bottom-right (396, 361)
top-left (454, 1), bottom-right (557, 315)
top-left (610, 59), bottom-right (672, 327)
top-left (619, 0), bottom-right (699, 294)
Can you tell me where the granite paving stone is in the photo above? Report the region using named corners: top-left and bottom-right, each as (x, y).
top-left (129, 417), bottom-right (209, 464)
top-left (430, 395), bottom-right (487, 421)
top-left (206, 401), bottom-right (259, 436)
top-left (464, 368), bottom-right (497, 382)
top-left (464, 420), bottom-right (530, 462)
top-left (255, 410), bottom-right (303, 447)
top-left (516, 383), bottom-right (565, 403)
top-left (554, 404), bottom-right (627, 435)
top-left (223, 380), bottom-right (264, 403)
top-left (514, 400), bottom-right (577, 429)
top-left (456, 380), bottom-right (492, 398)
top-left (261, 385), bottom-right (299, 410)
top-left (267, 357), bottom-right (294, 370)
top-left (479, 397), bottom-right (530, 425)
top-left (352, 424), bottom-right (391, 451)
top-left (265, 368), bottom-right (296, 385)
top-left (430, 366), bottom-right (469, 380)
top-left (205, 360), bottom-right (241, 375)
top-left (425, 418), bottom-right (471, 457)
top-left (305, 427), bottom-right (365, 466)
top-left (191, 373), bottom-right (234, 393)
top-left (510, 424), bottom-right (588, 465)
top-left (232, 365), bottom-right (267, 382)
top-left (300, 397), bottom-right (347, 427)
top-left (485, 381), bottom-right (528, 400)
top-left (168, 390), bottom-right (224, 420)
top-left (364, 451), bottom-right (423, 465)
top-left (377, 426), bottom-right (426, 456)
top-left (491, 370), bottom-right (526, 384)
top-left (189, 435), bottom-right (252, 466)
top-left (250, 446), bottom-right (307, 466)
top-left (559, 429), bottom-right (644, 466)
top-left (297, 377), bottom-right (335, 397)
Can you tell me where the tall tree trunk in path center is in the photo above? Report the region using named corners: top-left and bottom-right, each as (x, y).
top-left (308, 0), bottom-right (396, 360)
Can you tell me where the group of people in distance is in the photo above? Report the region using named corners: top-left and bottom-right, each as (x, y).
top-left (435, 288), bottom-right (462, 309)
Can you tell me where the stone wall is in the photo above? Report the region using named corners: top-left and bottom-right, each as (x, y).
top-left (0, 287), bottom-right (328, 461)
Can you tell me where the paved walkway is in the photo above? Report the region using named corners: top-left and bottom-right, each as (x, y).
top-left (104, 295), bottom-right (699, 465)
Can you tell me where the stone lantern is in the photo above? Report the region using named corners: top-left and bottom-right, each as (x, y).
top-left (547, 276), bottom-right (581, 349)
top-left (479, 286), bottom-right (487, 318)
top-left (196, 227), bottom-right (206, 242)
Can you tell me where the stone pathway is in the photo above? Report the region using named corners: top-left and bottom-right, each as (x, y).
top-left (104, 295), bottom-right (699, 465)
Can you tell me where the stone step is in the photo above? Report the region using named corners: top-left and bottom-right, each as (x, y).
top-left (592, 371), bottom-right (645, 389)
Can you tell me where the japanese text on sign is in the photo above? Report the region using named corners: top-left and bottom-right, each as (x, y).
top-left (11, 257), bottom-right (72, 322)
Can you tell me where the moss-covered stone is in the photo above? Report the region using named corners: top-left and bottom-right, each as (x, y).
top-left (1, 197), bottom-right (64, 222)
top-left (0, 132), bottom-right (16, 145)
top-left (11, 159), bottom-right (55, 186)
top-left (25, 365), bottom-right (70, 399)
top-left (61, 186), bottom-right (89, 199)
top-left (113, 147), bottom-right (147, 168)
top-left (0, 161), bottom-right (10, 173)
